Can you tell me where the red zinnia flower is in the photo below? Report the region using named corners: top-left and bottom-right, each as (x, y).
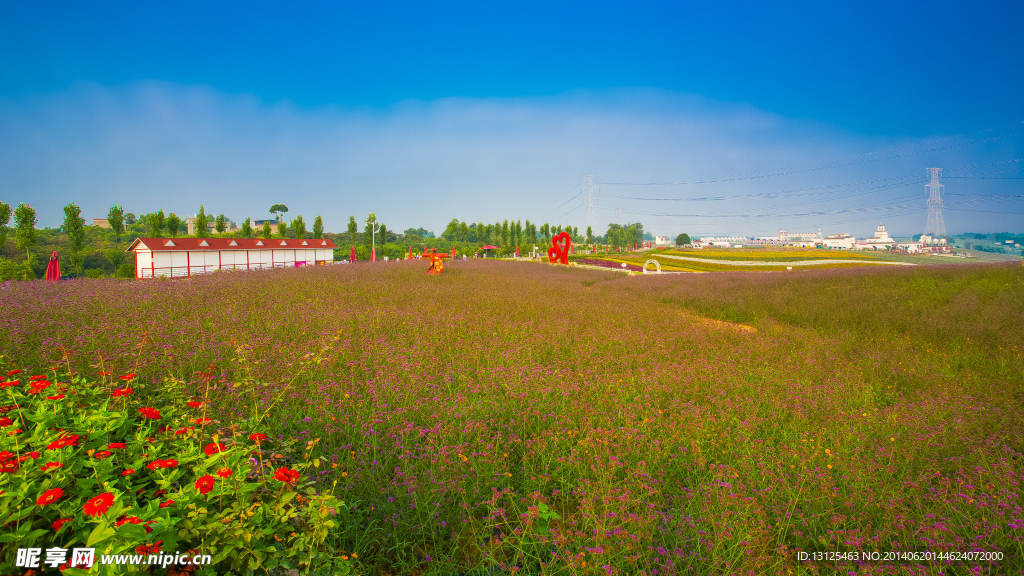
top-left (215, 467), bottom-right (232, 478)
top-left (120, 374), bottom-right (137, 381)
top-left (27, 451), bottom-right (40, 459)
top-left (274, 467), bottom-right (300, 483)
top-left (203, 442), bottom-right (226, 456)
top-left (122, 468), bottom-right (136, 476)
top-left (29, 374), bottom-right (46, 380)
top-left (0, 459), bottom-right (17, 474)
top-left (47, 434), bottom-right (80, 450)
top-left (107, 442), bottom-right (127, 449)
top-left (29, 379), bottom-right (51, 388)
top-left (0, 416), bottom-right (12, 427)
top-left (159, 499), bottom-right (175, 509)
top-left (27, 383), bottom-right (51, 394)
top-left (0, 380), bottom-right (16, 389)
top-left (83, 492), bottom-right (114, 517)
top-left (112, 387), bottom-right (133, 397)
top-left (46, 394), bottom-right (66, 400)
top-left (135, 541), bottom-right (161, 555)
top-left (41, 461), bottom-right (63, 472)
top-left (174, 427), bottom-right (194, 435)
top-left (94, 450), bottom-right (112, 459)
top-left (195, 474), bottom-right (216, 495)
top-left (97, 371), bottom-right (112, 376)
top-left (6, 369), bottom-right (20, 375)
top-left (186, 401), bottom-right (203, 407)
top-left (195, 417), bottom-right (212, 425)
top-left (115, 515), bottom-right (142, 528)
top-left (147, 459), bottom-right (178, 470)
top-left (137, 407), bottom-right (161, 419)
top-left (37, 488), bottom-right (64, 506)
top-left (249, 433), bottom-right (267, 442)
top-left (52, 517), bottom-right (73, 532)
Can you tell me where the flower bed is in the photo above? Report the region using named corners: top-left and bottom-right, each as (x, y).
top-left (0, 369), bottom-right (359, 575)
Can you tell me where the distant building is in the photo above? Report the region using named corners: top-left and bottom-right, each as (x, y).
top-left (779, 229), bottom-right (822, 247)
top-left (92, 218), bottom-right (110, 228)
top-left (126, 237), bottom-right (337, 279)
top-left (822, 233), bottom-right (855, 250)
top-left (655, 235), bottom-right (672, 246)
top-left (186, 216), bottom-right (241, 235)
top-left (854, 224), bottom-right (896, 250)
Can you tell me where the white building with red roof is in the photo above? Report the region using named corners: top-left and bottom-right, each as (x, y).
top-left (126, 237), bottom-right (337, 279)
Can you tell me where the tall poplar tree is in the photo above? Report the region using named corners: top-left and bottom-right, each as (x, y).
top-left (14, 203), bottom-right (37, 261)
top-left (312, 215), bottom-right (324, 239)
top-left (107, 204), bottom-right (125, 245)
top-left (63, 203), bottom-right (86, 274)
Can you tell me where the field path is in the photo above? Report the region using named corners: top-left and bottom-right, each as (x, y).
top-left (655, 254), bottom-right (917, 267)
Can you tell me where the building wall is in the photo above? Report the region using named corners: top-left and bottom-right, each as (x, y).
top-left (136, 248), bottom-right (334, 278)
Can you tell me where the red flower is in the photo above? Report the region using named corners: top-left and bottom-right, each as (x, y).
top-left (46, 394), bottom-right (66, 400)
top-left (137, 407), bottom-right (161, 419)
top-left (27, 451), bottom-right (40, 459)
top-left (29, 380), bottom-right (51, 388)
top-left (159, 499), bottom-right (175, 509)
top-left (215, 467), bottom-right (232, 478)
top-left (52, 517), bottom-right (73, 532)
top-left (0, 380), bottom-right (16, 389)
top-left (41, 461), bottom-right (63, 472)
top-left (204, 442), bottom-right (226, 456)
top-left (107, 442), bottom-right (127, 449)
top-left (47, 434), bottom-right (80, 450)
top-left (115, 515), bottom-right (142, 528)
top-left (29, 374), bottom-right (47, 380)
top-left (0, 458), bottom-right (17, 474)
top-left (154, 489), bottom-right (168, 497)
top-left (83, 492), bottom-right (115, 517)
top-left (195, 474), bottom-right (216, 495)
top-left (274, 467), bottom-right (300, 483)
top-left (94, 450), bottom-right (112, 459)
top-left (37, 488), bottom-right (65, 506)
top-left (112, 387), bottom-right (133, 397)
top-left (186, 401), bottom-right (203, 408)
top-left (249, 433), bottom-right (267, 442)
top-left (0, 416), bottom-right (12, 427)
top-left (27, 383), bottom-right (51, 394)
top-left (120, 374), bottom-right (137, 381)
top-left (6, 369), bottom-right (20, 375)
top-left (195, 417), bottom-right (213, 425)
top-left (122, 468), bottom-right (136, 476)
top-left (147, 459), bottom-right (178, 470)
top-left (135, 541), bottom-right (161, 555)
top-left (97, 371), bottom-right (112, 376)
top-left (174, 427), bottom-right (194, 435)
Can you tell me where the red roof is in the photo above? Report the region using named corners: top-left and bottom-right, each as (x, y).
top-left (127, 237), bottom-right (337, 252)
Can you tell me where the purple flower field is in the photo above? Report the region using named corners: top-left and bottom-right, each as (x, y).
top-left (2, 260), bottom-right (1022, 574)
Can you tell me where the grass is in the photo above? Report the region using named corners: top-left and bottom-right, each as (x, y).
top-left (2, 260), bottom-right (1022, 574)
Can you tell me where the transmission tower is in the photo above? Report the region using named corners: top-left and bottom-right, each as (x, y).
top-left (924, 167), bottom-right (946, 238)
top-left (583, 174), bottom-right (597, 233)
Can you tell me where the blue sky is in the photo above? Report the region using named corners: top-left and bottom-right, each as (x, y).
top-left (1, 0), bottom-right (1021, 237)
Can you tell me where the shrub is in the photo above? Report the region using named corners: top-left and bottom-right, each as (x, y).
top-left (0, 369), bottom-right (360, 575)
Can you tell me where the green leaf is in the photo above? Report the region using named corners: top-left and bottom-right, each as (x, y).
top-left (87, 522), bottom-right (116, 547)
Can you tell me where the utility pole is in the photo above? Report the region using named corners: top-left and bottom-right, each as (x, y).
top-left (583, 174), bottom-right (597, 234)
top-left (924, 168), bottom-right (947, 238)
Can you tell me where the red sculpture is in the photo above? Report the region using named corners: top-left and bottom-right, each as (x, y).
top-left (424, 248), bottom-right (450, 275)
top-left (547, 232), bottom-right (571, 264)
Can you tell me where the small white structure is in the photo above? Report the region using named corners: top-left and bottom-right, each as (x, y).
top-left (898, 241), bottom-right (923, 253)
top-left (779, 229), bottom-right (822, 247)
top-left (855, 224), bottom-right (896, 250)
top-left (655, 235), bottom-right (672, 246)
top-left (127, 237), bottom-right (337, 279)
top-left (822, 233), bottom-right (855, 250)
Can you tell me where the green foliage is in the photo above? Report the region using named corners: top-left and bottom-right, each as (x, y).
top-left (0, 201), bottom-right (11, 247)
top-left (262, 220), bottom-right (272, 239)
top-left (0, 257), bottom-right (22, 281)
top-left (116, 262), bottom-right (135, 278)
top-left (276, 220), bottom-right (286, 237)
top-left (194, 206), bottom-right (209, 238)
top-left (63, 204), bottom-right (87, 275)
top-left (215, 214), bottom-right (226, 234)
top-left (105, 249), bottom-right (125, 270)
top-left (165, 214), bottom-right (180, 238)
top-left (107, 205), bottom-right (125, 245)
top-left (312, 215), bottom-right (324, 239)
top-left (241, 217), bottom-right (253, 239)
top-left (269, 203), bottom-right (289, 222)
top-left (291, 215), bottom-right (307, 240)
top-left (84, 268), bottom-right (105, 278)
top-left (14, 202), bottom-right (38, 260)
top-left (676, 233), bottom-right (691, 246)
top-left (0, 370), bottom-right (360, 576)
top-left (149, 210), bottom-right (165, 237)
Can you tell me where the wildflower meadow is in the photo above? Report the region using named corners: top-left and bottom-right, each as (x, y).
top-left (1, 260), bottom-right (1022, 575)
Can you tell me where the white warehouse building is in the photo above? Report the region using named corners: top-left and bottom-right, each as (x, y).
top-left (127, 237), bottom-right (337, 279)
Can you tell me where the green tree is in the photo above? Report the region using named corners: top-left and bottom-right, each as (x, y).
top-left (277, 220), bottom-right (287, 237)
top-left (241, 217), bottom-right (253, 238)
top-left (0, 201), bottom-right (11, 247)
top-left (149, 209), bottom-right (165, 237)
top-left (194, 205), bottom-right (209, 238)
top-left (262, 220), bottom-right (272, 239)
top-left (269, 203), bottom-right (289, 223)
top-left (586, 225), bottom-right (593, 243)
top-left (291, 215), bottom-right (307, 239)
top-left (442, 218), bottom-right (459, 241)
top-left (364, 213), bottom-right (378, 250)
top-left (14, 203), bottom-right (37, 261)
top-left (459, 221), bottom-right (469, 243)
top-left (165, 213), bottom-right (181, 238)
top-left (676, 233), bottom-right (691, 246)
top-left (108, 204), bottom-right (125, 245)
top-left (348, 216), bottom-right (359, 246)
top-left (312, 215), bottom-right (324, 239)
top-left (215, 214), bottom-right (226, 234)
top-left (378, 222), bottom-right (388, 246)
top-left (125, 212), bottom-right (137, 226)
top-left (63, 203), bottom-right (86, 275)
top-left (501, 220), bottom-right (510, 246)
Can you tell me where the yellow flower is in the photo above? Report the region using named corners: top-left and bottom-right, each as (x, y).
top-left (342, 472), bottom-right (348, 477)
top-left (825, 449), bottom-right (831, 455)
top-left (827, 464), bottom-right (832, 469)
top-left (890, 438), bottom-right (895, 442)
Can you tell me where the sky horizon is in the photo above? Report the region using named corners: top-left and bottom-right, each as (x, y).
top-left (1, 1), bottom-right (1021, 238)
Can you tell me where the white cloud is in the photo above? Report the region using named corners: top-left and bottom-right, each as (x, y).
top-left (0, 81), bottom-right (1018, 237)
